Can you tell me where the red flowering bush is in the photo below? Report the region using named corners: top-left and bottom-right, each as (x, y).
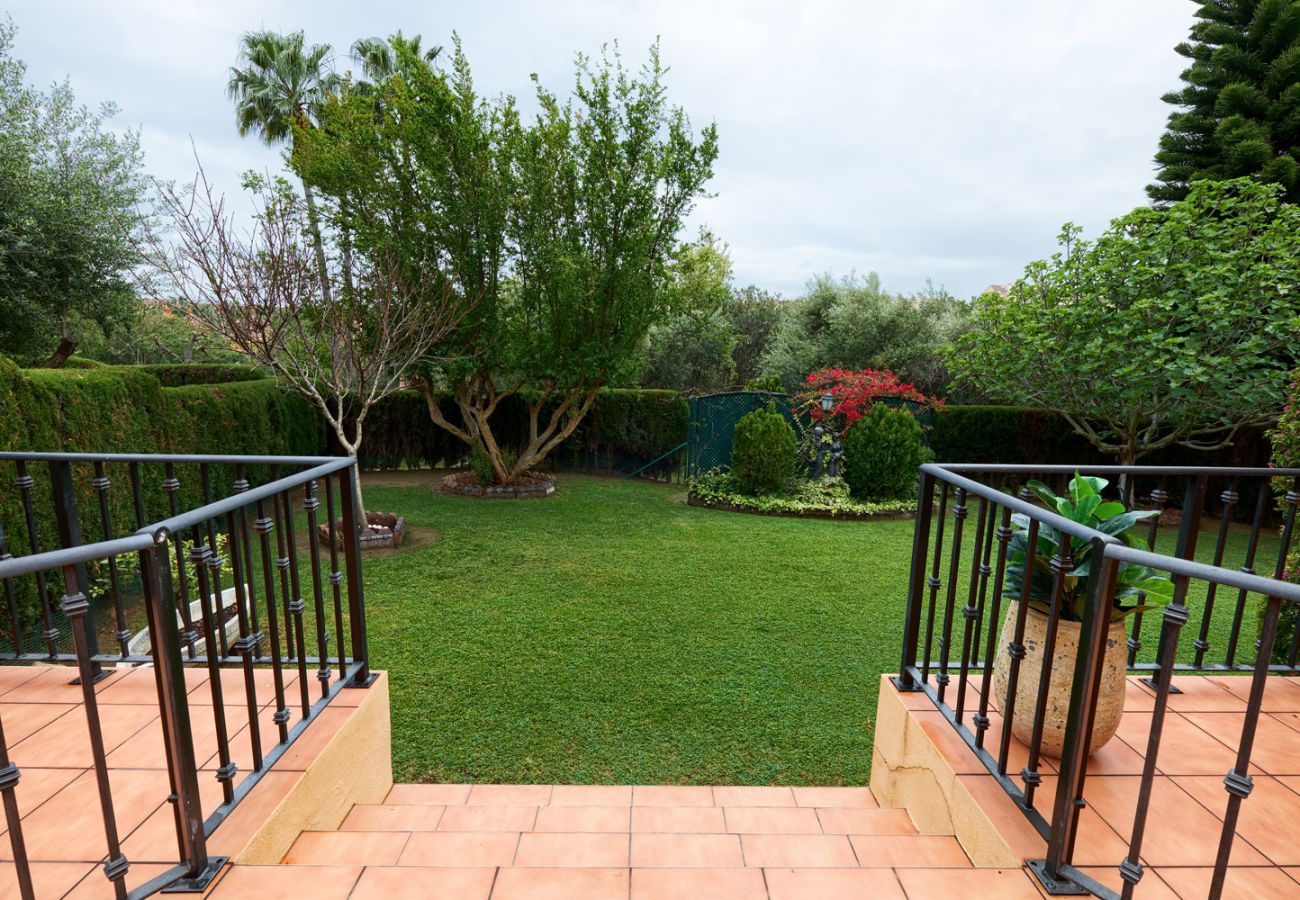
top-left (802, 367), bottom-right (941, 432)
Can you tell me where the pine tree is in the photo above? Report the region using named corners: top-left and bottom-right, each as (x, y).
top-left (1148, 0), bottom-right (1300, 204)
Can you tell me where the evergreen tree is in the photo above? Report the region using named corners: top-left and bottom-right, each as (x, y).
top-left (1148, 0), bottom-right (1300, 204)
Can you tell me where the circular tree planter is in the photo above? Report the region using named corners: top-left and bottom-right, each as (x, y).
top-left (441, 471), bottom-right (556, 500)
top-left (318, 512), bottom-right (406, 552)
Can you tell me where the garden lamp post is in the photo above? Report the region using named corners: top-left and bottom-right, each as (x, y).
top-left (813, 393), bottom-right (844, 479)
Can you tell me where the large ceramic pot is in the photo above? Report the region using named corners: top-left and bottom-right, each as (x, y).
top-left (990, 600), bottom-right (1128, 758)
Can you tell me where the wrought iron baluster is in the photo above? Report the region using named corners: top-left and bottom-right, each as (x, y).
top-left (224, 508), bottom-right (264, 772)
top-left (92, 463), bottom-right (131, 658)
top-left (1225, 482), bottom-right (1269, 668)
top-left (968, 493), bottom-right (999, 670)
top-left (1128, 479), bottom-right (1167, 668)
top-left (324, 475), bottom-right (348, 681)
top-left (189, 527), bottom-right (236, 805)
top-left (59, 563), bottom-right (130, 898)
top-left (163, 464), bottom-right (197, 659)
top-left (232, 467), bottom-right (262, 658)
top-left (199, 466), bottom-right (230, 660)
top-left (339, 466), bottom-right (373, 687)
top-left (974, 505), bottom-right (1014, 751)
top-left (921, 483), bottom-right (950, 685)
top-left (895, 469), bottom-right (936, 692)
top-left (1021, 525), bottom-right (1074, 810)
top-left (1193, 481), bottom-right (1238, 668)
top-left (0, 709), bottom-right (34, 899)
top-left (15, 462), bottom-right (58, 657)
top-left (253, 499), bottom-right (291, 744)
top-left (954, 494), bottom-right (987, 722)
top-left (936, 489), bottom-right (968, 706)
top-left (997, 492), bottom-right (1038, 778)
top-left (279, 489), bottom-right (312, 717)
top-left (302, 480), bottom-right (332, 698)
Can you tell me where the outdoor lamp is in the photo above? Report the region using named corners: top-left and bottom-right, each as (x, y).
top-left (821, 393), bottom-right (834, 414)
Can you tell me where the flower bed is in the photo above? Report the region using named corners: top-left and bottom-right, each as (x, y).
top-left (687, 471), bottom-right (913, 520)
top-left (441, 471), bottom-right (556, 499)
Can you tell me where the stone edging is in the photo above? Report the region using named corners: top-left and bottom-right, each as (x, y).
top-left (441, 472), bottom-right (557, 499)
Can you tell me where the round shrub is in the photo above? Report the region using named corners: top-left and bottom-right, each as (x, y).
top-left (731, 402), bottom-right (797, 494)
top-left (842, 404), bottom-right (932, 500)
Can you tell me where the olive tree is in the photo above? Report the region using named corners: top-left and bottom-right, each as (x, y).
top-left (296, 37), bottom-right (718, 484)
top-left (948, 178), bottom-right (1300, 465)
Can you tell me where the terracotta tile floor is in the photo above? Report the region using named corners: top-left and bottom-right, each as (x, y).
top-left (0, 663), bottom-right (360, 899)
top-left (907, 674), bottom-right (1300, 898)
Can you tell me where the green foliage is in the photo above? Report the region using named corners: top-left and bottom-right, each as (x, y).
top-left (126, 364), bottom-right (266, 387)
top-left (744, 374), bottom-right (784, 393)
top-left (1006, 475), bottom-right (1174, 623)
top-left (726, 287), bottom-right (783, 388)
top-left (949, 179), bottom-right (1300, 464)
top-left (1264, 367), bottom-right (1300, 662)
top-left (639, 313), bottom-right (736, 393)
top-left (688, 469), bottom-right (913, 518)
top-left (0, 20), bottom-right (149, 358)
top-left (75, 301), bottom-right (251, 366)
top-left (470, 445), bottom-right (497, 486)
top-left (761, 273), bottom-right (968, 396)
top-left (731, 402), bottom-right (797, 494)
top-left (1149, 0), bottom-right (1300, 203)
top-left (841, 404), bottom-right (932, 500)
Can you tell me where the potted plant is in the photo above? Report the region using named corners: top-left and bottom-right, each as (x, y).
top-left (991, 473), bottom-right (1173, 757)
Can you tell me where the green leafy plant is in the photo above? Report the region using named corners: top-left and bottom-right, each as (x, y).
top-left (688, 469), bottom-right (913, 518)
top-left (1005, 474), bottom-right (1174, 623)
top-left (841, 404), bottom-right (933, 500)
top-left (731, 402), bottom-right (797, 495)
top-left (167, 537), bottom-right (235, 596)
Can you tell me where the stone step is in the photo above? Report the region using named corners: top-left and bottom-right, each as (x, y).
top-left (280, 829), bottom-right (971, 869)
top-left (380, 783), bottom-right (881, 809)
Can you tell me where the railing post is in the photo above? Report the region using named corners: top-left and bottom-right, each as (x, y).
top-left (894, 467), bottom-right (935, 692)
top-left (339, 464), bottom-right (375, 688)
top-left (139, 541), bottom-right (226, 891)
top-left (0, 710), bottom-right (35, 899)
top-left (49, 459), bottom-right (104, 680)
top-left (1031, 540), bottom-right (1118, 894)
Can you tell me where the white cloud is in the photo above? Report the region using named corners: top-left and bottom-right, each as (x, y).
top-left (8, 0), bottom-right (1192, 297)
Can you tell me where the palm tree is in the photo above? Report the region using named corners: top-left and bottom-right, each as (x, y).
top-left (227, 30), bottom-right (339, 303)
top-left (350, 32), bottom-right (441, 86)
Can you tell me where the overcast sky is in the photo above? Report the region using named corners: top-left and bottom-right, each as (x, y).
top-left (7, 0), bottom-right (1193, 299)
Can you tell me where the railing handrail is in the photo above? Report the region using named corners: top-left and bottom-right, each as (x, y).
top-left (919, 462), bottom-right (1123, 546)
top-left (1104, 542), bottom-right (1300, 601)
top-left (0, 454), bottom-right (354, 580)
top-left (936, 462), bottom-right (1300, 478)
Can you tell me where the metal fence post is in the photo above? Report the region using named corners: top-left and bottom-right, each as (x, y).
top-left (138, 541), bottom-right (225, 890)
top-left (894, 467), bottom-right (935, 692)
top-left (340, 465), bottom-right (375, 687)
top-left (49, 459), bottom-right (104, 680)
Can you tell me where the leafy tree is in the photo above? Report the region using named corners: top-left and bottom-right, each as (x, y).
top-left (841, 404), bottom-right (932, 500)
top-left (227, 30), bottom-right (340, 302)
top-left (761, 273), bottom-right (967, 396)
top-left (0, 19), bottom-right (148, 360)
top-left (949, 179), bottom-right (1300, 465)
top-left (75, 300), bottom-right (249, 365)
top-left (725, 286), bottom-right (783, 387)
top-left (297, 37), bottom-right (718, 484)
top-left (640, 313), bottom-right (736, 393)
top-left (1149, 0), bottom-right (1300, 204)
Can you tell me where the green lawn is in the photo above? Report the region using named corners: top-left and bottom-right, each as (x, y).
top-left (357, 472), bottom-right (1282, 787)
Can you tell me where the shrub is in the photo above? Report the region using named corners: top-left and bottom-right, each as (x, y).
top-left (470, 445), bottom-right (497, 486)
top-left (1263, 369), bottom-right (1300, 664)
top-left (842, 404), bottom-right (932, 500)
top-left (731, 402), bottom-right (797, 494)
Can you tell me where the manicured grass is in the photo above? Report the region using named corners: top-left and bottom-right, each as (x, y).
top-left (361, 472), bottom-right (914, 786)
top-left (358, 472), bottom-right (1283, 786)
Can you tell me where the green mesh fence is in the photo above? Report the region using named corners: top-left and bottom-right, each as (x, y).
top-left (687, 391), bottom-right (800, 479)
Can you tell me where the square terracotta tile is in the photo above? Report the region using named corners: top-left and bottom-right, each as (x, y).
top-left (1207, 674), bottom-right (1300, 712)
top-left (1185, 712), bottom-right (1300, 776)
top-left (438, 804), bottom-right (538, 832)
top-left (0, 861), bottom-right (96, 900)
top-left (632, 785), bottom-right (714, 807)
top-left (712, 786), bottom-right (795, 807)
top-left (1080, 776), bottom-right (1269, 867)
top-left (549, 785), bottom-right (632, 806)
top-left (282, 830), bottom-right (408, 865)
top-left (398, 831), bottom-right (520, 867)
top-left (1072, 866), bottom-right (1181, 898)
top-left (631, 867), bottom-right (766, 899)
top-left (1145, 676), bottom-right (1245, 712)
top-left (631, 833), bottom-right (743, 867)
top-left (895, 867), bottom-right (1041, 897)
top-left (791, 787), bottom-right (877, 808)
top-left (63, 862), bottom-right (176, 899)
top-left (493, 867), bottom-right (629, 900)
top-left (534, 805), bottom-right (630, 833)
top-left (1173, 775), bottom-right (1300, 865)
top-left (341, 804), bottom-right (445, 832)
top-left (268, 706), bottom-right (351, 770)
top-left (1154, 865), bottom-right (1300, 899)
top-left (631, 805), bottom-right (726, 833)
top-left (850, 835), bottom-right (969, 868)
top-left (1116, 712), bottom-right (1241, 776)
top-left (514, 832), bottom-right (629, 868)
top-left (348, 865), bottom-right (495, 900)
top-left (1014, 775), bottom-right (1132, 868)
top-left (723, 806), bottom-right (822, 834)
top-left (9, 702), bottom-right (160, 768)
top-left (387, 783), bottom-right (471, 805)
top-left (815, 808), bottom-right (917, 835)
top-left (4, 667), bottom-right (106, 703)
top-left (0, 767), bottom-right (82, 834)
top-left (10, 768), bottom-right (168, 863)
top-left (0, 665), bottom-right (50, 699)
top-left (466, 784), bottom-right (552, 806)
top-left (207, 863), bottom-right (361, 898)
top-left (764, 866), bottom-right (906, 900)
top-left (0, 702), bottom-right (76, 743)
top-left (740, 834), bottom-right (857, 868)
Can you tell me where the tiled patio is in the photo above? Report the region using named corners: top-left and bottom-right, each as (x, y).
top-left (0, 663), bottom-right (368, 899)
top-left (885, 674), bottom-right (1300, 899)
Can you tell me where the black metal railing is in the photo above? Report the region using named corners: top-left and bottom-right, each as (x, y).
top-left (0, 452), bottom-right (374, 899)
top-left (896, 463), bottom-right (1300, 900)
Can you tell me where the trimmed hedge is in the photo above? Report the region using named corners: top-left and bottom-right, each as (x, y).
top-left (333, 388), bottom-right (690, 476)
top-left (128, 363), bottom-right (269, 387)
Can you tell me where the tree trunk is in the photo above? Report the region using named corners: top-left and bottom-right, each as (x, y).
top-left (43, 338), bottom-right (78, 368)
top-left (300, 178), bottom-right (333, 305)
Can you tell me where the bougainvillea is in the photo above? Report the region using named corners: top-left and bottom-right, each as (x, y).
top-left (802, 367), bottom-right (941, 432)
